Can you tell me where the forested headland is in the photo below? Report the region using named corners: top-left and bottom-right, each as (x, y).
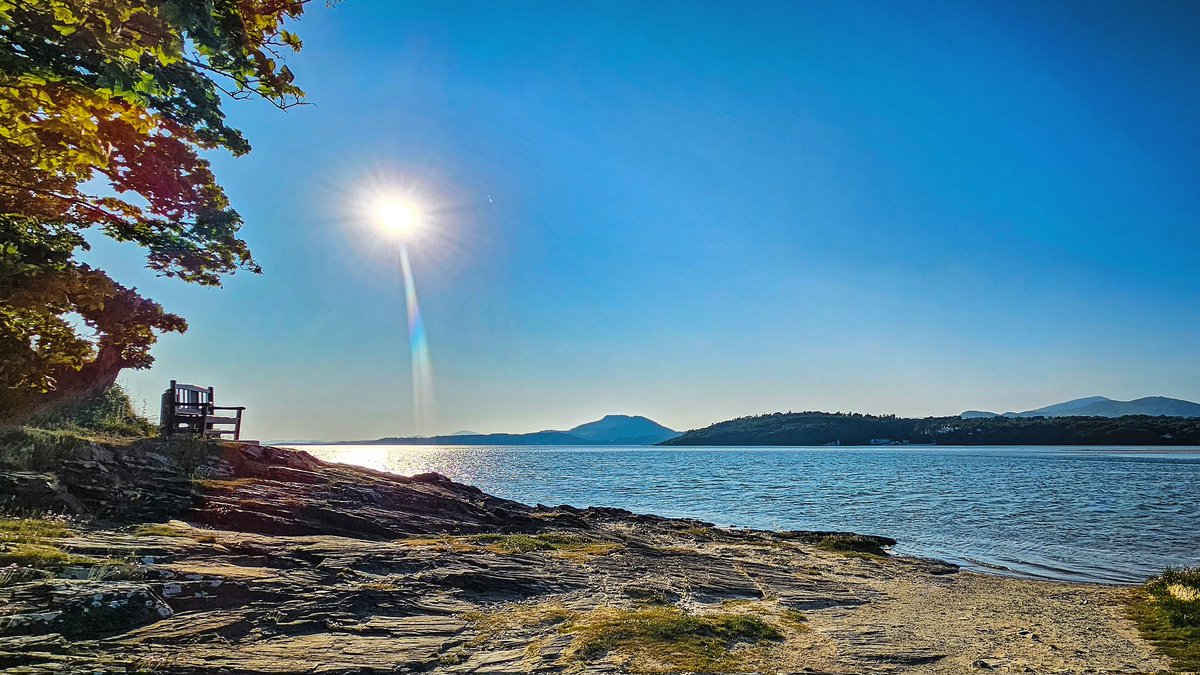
top-left (661, 412), bottom-right (1200, 446)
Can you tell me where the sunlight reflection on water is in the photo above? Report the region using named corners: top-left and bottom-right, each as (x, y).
top-left (290, 444), bottom-right (1200, 584)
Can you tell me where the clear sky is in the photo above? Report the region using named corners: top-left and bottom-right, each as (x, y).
top-left (89, 0), bottom-right (1200, 441)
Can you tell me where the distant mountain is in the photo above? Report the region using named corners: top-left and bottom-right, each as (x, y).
top-left (566, 415), bottom-right (680, 444)
top-left (962, 396), bottom-right (1200, 419)
top-left (365, 431), bottom-right (587, 446)
top-left (315, 415), bottom-right (679, 446)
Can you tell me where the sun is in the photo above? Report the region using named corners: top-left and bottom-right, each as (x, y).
top-left (372, 197), bottom-right (420, 239)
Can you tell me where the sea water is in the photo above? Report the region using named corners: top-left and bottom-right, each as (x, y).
top-left (293, 444), bottom-right (1200, 584)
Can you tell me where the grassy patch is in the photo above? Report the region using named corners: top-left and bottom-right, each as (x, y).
top-left (565, 606), bottom-right (783, 672)
top-left (401, 532), bottom-right (622, 560)
top-left (0, 516), bottom-right (94, 570)
top-left (471, 533), bottom-right (621, 560)
top-left (0, 517), bottom-right (72, 542)
top-left (464, 602), bottom-right (787, 673)
top-left (132, 523), bottom-right (188, 537)
top-left (815, 534), bottom-right (888, 557)
top-left (1129, 567), bottom-right (1200, 673)
top-left (0, 426), bottom-right (219, 479)
top-left (0, 427), bottom-right (117, 472)
top-left (28, 384), bottom-right (156, 438)
top-left (0, 543), bottom-right (95, 567)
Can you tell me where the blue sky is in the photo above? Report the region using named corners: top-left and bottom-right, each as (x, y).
top-left (90, 0), bottom-right (1200, 440)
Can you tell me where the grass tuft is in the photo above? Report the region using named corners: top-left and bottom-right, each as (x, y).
top-left (0, 517), bottom-right (72, 542)
top-left (565, 605), bottom-right (783, 672)
top-left (403, 532), bottom-right (625, 559)
top-left (133, 523), bottom-right (188, 537)
top-left (0, 516), bottom-right (94, 569)
top-left (1128, 566), bottom-right (1200, 673)
top-left (0, 543), bottom-right (95, 567)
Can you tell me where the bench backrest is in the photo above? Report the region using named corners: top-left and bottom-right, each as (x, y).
top-left (168, 382), bottom-right (213, 414)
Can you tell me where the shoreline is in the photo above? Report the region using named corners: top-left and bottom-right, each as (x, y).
top-left (0, 436), bottom-right (1177, 672)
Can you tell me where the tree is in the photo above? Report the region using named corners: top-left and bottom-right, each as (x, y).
top-left (0, 0), bottom-right (306, 423)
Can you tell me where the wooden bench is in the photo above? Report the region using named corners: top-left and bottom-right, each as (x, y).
top-left (160, 380), bottom-right (245, 441)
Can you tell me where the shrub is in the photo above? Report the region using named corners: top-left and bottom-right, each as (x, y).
top-left (1146, 567), bottom-right (1200, 629)
top-left (1129, 566), bottom-right (1200, 672)
top-left (28, 384), bottom-right (156, 438)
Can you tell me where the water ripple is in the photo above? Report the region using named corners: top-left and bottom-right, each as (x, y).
top-left (294, 444), bottom-right (1200, 584)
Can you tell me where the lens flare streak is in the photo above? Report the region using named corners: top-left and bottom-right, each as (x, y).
top-left (399, 245), bottom-right (434, 434)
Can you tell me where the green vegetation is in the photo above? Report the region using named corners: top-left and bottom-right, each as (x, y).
top-left (565, 606), bottom-right (783, 672)
top-left (397, 532), bottom-right (623, 560)
top-left (468, 532), bottom-right (621, 558)
top-left (465, 602), bottom-right (788, 673)
top-left (0, 516), bottom-right (95, 570)
top-left (0, 425), bottom-right (217, 476)
top-left (1129, 567), bottom-right (1200, 673)
top-left (0, 516), bottom-right (72, 541)
top-left (816, 533), bottom-right (889, 557)
top-left (0, 543), bottom-right (93, 567)
top-left (663, 411), bottom-right (1200, 446)
top-left (0, 0), bottom-right (308, 424)
top-left (28, 385), bottom-right (155, 437)
top-left (132, 524), bottom-right (188, 538)
top-left (0, 386), bottom-right (161, 472)
top-left (0, 426), bottom-right (118, 471)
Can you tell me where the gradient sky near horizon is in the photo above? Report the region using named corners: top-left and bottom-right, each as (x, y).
top-left (89, 0), bottom-right (1200, 441)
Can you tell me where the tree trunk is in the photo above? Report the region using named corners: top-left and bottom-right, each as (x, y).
top-left (1, 345), bottom-right (126, 427)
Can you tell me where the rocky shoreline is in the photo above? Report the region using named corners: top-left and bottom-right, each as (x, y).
top-left (0, 438), bottom-right (1171, 673)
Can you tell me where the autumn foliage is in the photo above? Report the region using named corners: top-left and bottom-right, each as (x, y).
top-left (0, 0), bottom-right (306, 422)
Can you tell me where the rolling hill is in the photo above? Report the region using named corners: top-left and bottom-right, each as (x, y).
top-left (962, 396), bottom-right (1200, 419)
top-left (316, 414), bottom-right (679, 446)
top-left (661, 411), bottom-right (1200, 446)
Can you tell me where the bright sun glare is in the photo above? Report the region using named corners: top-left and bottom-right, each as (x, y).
top-left (372, 197), bottom-right (419, 238)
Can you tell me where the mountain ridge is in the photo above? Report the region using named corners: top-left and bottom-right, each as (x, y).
top-left (301, 414), bottom-right (679, 446)
top-left (962, 396), bottom-right (1200, 419)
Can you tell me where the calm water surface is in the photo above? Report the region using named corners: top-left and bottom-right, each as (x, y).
top-left (291, 445), bottom-right (1200, 584)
